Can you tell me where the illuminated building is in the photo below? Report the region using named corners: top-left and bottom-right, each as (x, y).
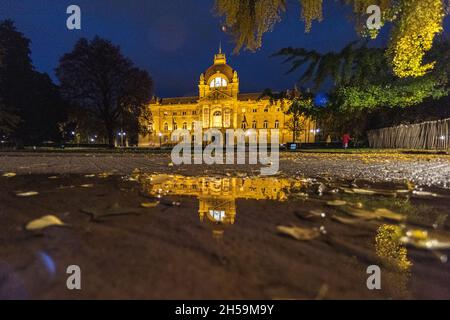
top-left (138, 47), bottom-right (316, 146)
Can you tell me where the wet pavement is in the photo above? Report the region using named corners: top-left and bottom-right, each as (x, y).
top-left (1, 169), bottom-right (449, 299)
top-left (1, 151), bottom-right (450, 187)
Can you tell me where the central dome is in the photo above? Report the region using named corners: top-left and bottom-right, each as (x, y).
top-left (204, 63), bottom-right (234, 82)
top-left (204, 50), bottom-right (234, 82)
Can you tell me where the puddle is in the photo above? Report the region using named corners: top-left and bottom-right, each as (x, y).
top-left (0, 173), bottom-right (449, 299)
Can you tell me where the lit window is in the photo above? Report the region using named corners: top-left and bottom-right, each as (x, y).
top-left (210, 77), bottom-right (228, 88)
top-left (210, 210), bottom-right (226, 222)
top-left (263, 120), bottom-right (268, 129)
top-left (252, 121), bottom-right (257, 129)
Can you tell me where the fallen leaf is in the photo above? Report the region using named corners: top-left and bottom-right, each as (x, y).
top-left (277, 225), bottom-right (320, 241)
top-left (16, 191), bottom-right (39, 197)
top-left (326, 200), bottom-right (347, 206)
top-left (80, 184), bottom-right (94, 188)
top-left (412, 191), bottom-right (440, 198)
top-left (141, 201), bottom-right (160, 208)
top-left (350, 188), bottom-right (376, 195)
top-left (26, 215), bottom-right (65, 231)
top-left (2, 172), bottom-right (16, 178)
top-left (331, 215), bottom-right (362, 225)
top-left (373, 208), bottom-right (405, 222)
top-left (84, 174), bottom-right (96, 178)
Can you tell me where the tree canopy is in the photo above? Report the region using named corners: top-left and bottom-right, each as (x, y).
top-left (273, 40), bottom-right (450, 111)
top-left (0, 19), bottom-right (66, 144)
top-left (215, 0), bottom-right (449, 78)
top-left (56, 37), bottom-right (153, 147)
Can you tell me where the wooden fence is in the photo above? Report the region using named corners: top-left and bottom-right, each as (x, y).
top-left (367, 118), bottom-right (450, 149)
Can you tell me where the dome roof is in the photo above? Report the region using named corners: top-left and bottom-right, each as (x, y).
top-left (203, 50), bottom-right (235, 82)
top-left (204, 63), bottom-right (234, 82)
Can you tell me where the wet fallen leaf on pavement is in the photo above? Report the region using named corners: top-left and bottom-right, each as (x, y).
top-left (25, 215), bottom-right (65, 231)
top-left (277, 225), bottom-right (320, 241)
top-left (343, 206), bottom-right (405, 222)
top-left (331, 215), bottom-right (362, 225)
top-left (412, 191), bottom-right (441, 198)
top-left (80, 184), bottom-right (94, 188)
top-left (374, 208), bottom-right (405, 221)
top-left (16, 191), bottom-right (39, 197)
top-left (2, 172), bottom-right (16, 178)
top-left (326, 200), bottom-right (347, 206)
top-left (141, 201), bottom-right (160, 208)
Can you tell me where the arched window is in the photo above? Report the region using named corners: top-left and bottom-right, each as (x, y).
top-left (252, 120), bottom-right (257, 129)
top-left (241, 121), bottom-right (247, 129)
top-left (164, 123), bottom-right (168, 132)
top-left (275, 120), bottom-right (280, 129)
top-left (213, 111), bottom-right (222, 127)
top-left (210, 77), bottom-right (228, 88)
top-left (182, 122), bottom-right (187, 130)
top-left (263, 120), bottom-right (269, 129)
top-left (173, 122), bottom-right (178, 130)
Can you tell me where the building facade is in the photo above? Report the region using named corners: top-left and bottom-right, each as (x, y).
top-left (138, 49), bottom-right (316, 146)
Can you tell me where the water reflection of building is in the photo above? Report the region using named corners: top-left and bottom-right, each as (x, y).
top-left (141, 174), bottom-right (302, 228)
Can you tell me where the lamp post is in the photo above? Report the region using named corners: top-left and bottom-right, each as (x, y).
top-left (158, 132), bottom-right (163, 150)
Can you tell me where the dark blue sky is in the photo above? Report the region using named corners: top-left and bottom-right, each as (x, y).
top-left (1, 0), bottom-right (449, 97)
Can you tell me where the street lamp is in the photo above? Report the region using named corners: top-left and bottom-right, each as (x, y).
top-left (158, 132), bottom-right (163, 149)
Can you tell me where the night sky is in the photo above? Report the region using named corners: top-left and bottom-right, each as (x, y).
top-left (1, 0), bottom-right (449, 97)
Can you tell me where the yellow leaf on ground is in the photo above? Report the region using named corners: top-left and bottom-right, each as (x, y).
top-left (2, 172), bottom-right (16, 178)
top-left (326, 200), bottom-right (347, 206)
top-left (25, 215), bottom-right (65, 231)
top-left (16, 191), bottom-right (39, 197)
top-left (277, 225), bottom-right (320, 241)
top-left (141, 201), bottom-right (160, 208)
